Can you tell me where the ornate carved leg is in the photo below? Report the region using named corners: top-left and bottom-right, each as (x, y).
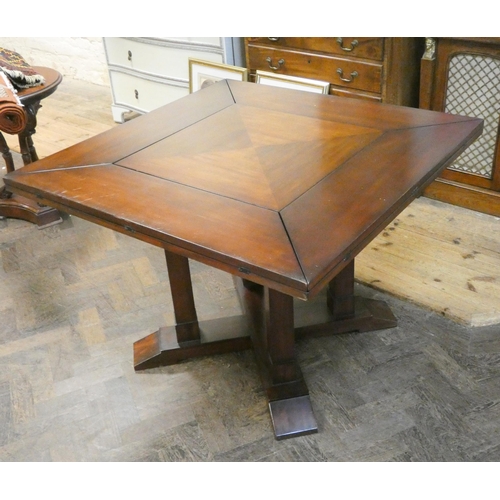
top-left (19, 101), bottom-right (40, 165)
top-left (0, 132), bottom-right (14, 209)
top-left (133, 251), bottom-right (252, 370)
top-left (27, 130), bottom-right (39, 163)
top-left (0, 131), bottom-right (15, 174)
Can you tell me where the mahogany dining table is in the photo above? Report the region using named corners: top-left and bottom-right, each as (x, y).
top-left (4, 80), bottom-right (482, 439)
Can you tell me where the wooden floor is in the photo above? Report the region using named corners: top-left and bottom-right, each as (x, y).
top-left (1, 78), bottom-right (500, 462)
top-left (357, 200), bottom-right (500, 327)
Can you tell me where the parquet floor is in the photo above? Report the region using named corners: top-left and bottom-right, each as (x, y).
top-left (1, 78), bottom-right (500, 462)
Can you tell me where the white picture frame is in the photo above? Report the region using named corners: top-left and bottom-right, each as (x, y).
top-left (189, 58), bottom-right (249, 93)
top-left (255, 71), bottom-right (330, 94)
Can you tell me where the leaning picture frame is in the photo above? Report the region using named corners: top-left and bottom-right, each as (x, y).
top-left (188, 58), bottom-right (249, 93)
top-left (255, 70), bottom-right (330, 94)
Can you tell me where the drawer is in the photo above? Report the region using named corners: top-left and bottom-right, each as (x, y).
top-left (329, 87), bottom-right (382, 103)
top-left (109, 71), bottom-right (188, 113)
top-left (247, 45), bottom-right (383, 94)
top-left (105, 38), bottom-right (224, 80)
top-left (247, 37), bottom-right (384, 60)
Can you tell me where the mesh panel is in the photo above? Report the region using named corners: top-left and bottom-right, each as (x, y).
top-left (444, 54), bottom-right (500, 178)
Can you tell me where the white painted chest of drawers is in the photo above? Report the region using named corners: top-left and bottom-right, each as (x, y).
top-left (103, 37), bottom-right (243, 122)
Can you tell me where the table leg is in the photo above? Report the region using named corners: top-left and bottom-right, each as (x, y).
top-left (0, 132), bottom-right (16, 173)
top-left (237, 281), bottom-right (318, 439)
top-left (295, 259), bottom-right (397, 337)
top-left (19, 101), bottom-right (41, 165)
top-left (266, 290), bottom-right (318, 439)
top-left (133, 251), bottom-right (252, 370)
top-left (133, 255), bottom-right (397, 439)
top-left (165, 251), bottom-right (201, 344)
top-left (327, 259), bottom-right (355, 320)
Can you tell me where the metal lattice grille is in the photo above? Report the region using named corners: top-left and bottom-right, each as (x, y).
top-left (444, 54), bottom-right (500, 178)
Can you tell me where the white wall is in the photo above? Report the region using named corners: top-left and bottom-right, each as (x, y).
top-left (0, 37), bottom-right (110, 86)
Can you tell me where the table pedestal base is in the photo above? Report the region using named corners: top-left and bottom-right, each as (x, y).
top-left (270, 396), bottom-right (318, 440)
top-left (0, 188), bottom-right (62, 228)
top-left (133, 253), bottom-right (397, 439)
top-left (134, 316), bottom-right (252, 370)
top-left (295, 295), bottom-right (397, 338)
top-left (1, 119), bottom-right (62, 228)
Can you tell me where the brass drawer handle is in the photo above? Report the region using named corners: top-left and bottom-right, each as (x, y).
top-left (336, 38), bottom-right (359, 52)
top-left (266, 57), bottom-right (285, 70)
top-left (337, 68), bottom-right (358, 83)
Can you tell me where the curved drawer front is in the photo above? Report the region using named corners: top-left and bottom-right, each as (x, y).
top-left (247, 37), bottom-right (384, 60)
top-left (247, 45), bottom-right (382, 93)
top-left (109, 71), bottom-right (188, 113)
top-left (105, 38), bottom-right (224, 80)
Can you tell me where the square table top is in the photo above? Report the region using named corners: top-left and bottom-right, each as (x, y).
top-left (4, 80), bottom-right (482, 299)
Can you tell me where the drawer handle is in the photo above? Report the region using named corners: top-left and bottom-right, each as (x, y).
top-left (336, 68), bottom-right (358, 83)
top-left (134, 89), bottom-right (139, 99)
top-left (266, 57), bottom-right (285, 70)
top-left (267, 37), bottom-right (280, 41)
top-left (128, 50), bottom-right (132, 61)
top-left (336, 38), bottom-right (359, 52)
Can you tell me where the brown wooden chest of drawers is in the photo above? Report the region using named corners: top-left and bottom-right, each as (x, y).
top-left (244, 37), bottom-right (424, 106)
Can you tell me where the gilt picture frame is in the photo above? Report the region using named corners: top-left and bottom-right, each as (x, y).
top-left (255, 70), bottom-right (330, 94)
top-left (189, 58), bottom-right (249, 93)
